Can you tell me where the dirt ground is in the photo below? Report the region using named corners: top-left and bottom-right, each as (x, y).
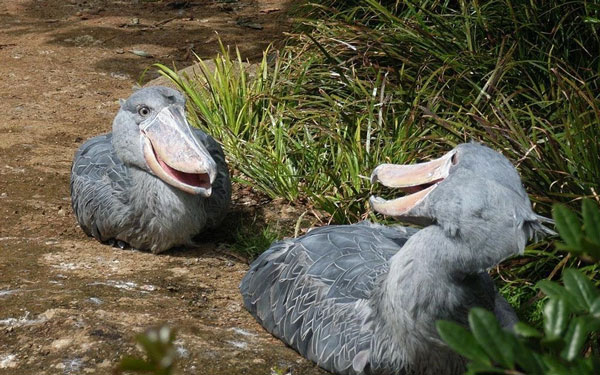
top-left (0, 1), bottom-right (327, 374)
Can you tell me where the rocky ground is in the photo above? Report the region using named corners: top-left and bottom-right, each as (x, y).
top-left (0, 1), bottom-right (326, 374)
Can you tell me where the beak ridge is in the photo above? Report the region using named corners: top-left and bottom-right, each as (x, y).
top-left (141, 105), bottom-right (216, 195)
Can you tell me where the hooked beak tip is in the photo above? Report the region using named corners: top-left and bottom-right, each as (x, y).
top-left (369, 196), bottom-right (382, 206)
top-left (200, 187), bottom-right (212, 198)
top-left (370, 170), bottom-right (379, 185)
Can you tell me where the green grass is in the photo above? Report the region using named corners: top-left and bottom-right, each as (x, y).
top-left (232, 222), bottom-right (281, 259)
top-left (157, 0), bottom-right (600, 325)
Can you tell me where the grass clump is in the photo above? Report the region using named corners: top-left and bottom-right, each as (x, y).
top-left (232, 222), bottom-right (281, 259)
top-left (158, 0), bottom-right (599, 323)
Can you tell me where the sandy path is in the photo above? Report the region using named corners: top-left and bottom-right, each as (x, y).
top-left (0, 1), bottom-right (326, 373)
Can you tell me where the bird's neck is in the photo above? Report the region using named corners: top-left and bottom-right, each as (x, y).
top-left (378, 226), bottom-right (459, 326)
top-left (128, 167), bottom-right (196, 214)
top-left (371, 225), bottom-right (487, 371)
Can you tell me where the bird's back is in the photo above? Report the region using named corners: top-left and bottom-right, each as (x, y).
top-left (70, 133), bottom-right (131, 242)
top-left (240, 222), bottom-right (414, 374)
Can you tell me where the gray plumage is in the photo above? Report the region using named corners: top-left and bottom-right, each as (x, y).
top-left (71, 86), bottom-right (230, 253)
top-left (240, 143), bottom-right (552, 375)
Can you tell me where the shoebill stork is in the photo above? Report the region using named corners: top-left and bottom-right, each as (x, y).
top-left (240, 143), bottom-right (552, 375)
top-left (70, 86), bottom-right (231, 253)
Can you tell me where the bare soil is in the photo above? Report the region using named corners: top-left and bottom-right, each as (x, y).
top-left (0, 1), bottom-right (326, 374)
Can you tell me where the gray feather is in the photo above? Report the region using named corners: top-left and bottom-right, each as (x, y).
top-left (240, 143), bottom-right (546, 375)
top-left (70, 86), bottom-right (231, 253)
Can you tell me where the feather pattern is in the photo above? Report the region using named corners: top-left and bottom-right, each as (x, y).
top-left (241, 222), bottom-right (517, 375)
top-left (70, 90), bottom-right (231, 254)
top-left (244, 222), bottom-right (414, 374)
top-left (239, 143), bottom-right (556, 375)
top-left (71, 133), bottom-right (133, 242)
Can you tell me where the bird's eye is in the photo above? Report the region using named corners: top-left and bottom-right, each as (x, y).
top-left (451, 153), bottom-right (458, 165)
top-left (138, 106), bottom-right (150, 117)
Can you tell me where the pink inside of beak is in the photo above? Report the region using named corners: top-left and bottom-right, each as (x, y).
top-left (400, 178), bottom-right (444, 194)
top-left (153, 146), bottom-right (211, 189)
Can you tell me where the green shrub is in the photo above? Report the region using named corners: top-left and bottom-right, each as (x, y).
top-left (160, 0), bottom-right (600, 222)
top-left (158, 0), bottom-right (600, 322)
top-left (437, 200), bottom-right (600, 375)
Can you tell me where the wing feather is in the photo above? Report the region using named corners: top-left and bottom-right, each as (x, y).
top-left (240, 222), bottom-right (412, 374)
top-left (70, 134), bottom-right (132, 242)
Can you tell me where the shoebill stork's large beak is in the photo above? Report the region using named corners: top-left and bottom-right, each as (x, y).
top-left (370, 150), bottom-right (456, 217)
top-left (141, 105), bottom-right (216, 196)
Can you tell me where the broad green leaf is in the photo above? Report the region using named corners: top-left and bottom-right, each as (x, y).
top-left (563, 269), bottom-right (598, 310)
top-left (586, 318), bottom-right (600, 332)
top-left (537, 280), bottom-right (569, 298)
top-left (561, 317), bottom-right (588, 361)
top-left (591, 297), bottom-right (600, 319)
top-left (543, 354), bottom-right (571, 373)
top-left (580, 238), bottom-right (600, 260)
top-left (513, 322), bottom-right (542, 338)
top-left (570, 358), bottom-right (599, 375)
top-left (582, 199), bottom-right (600, 245)
top-left (543, 298), bottom-right (569, 341)
top-left (436, 320), bottom-right (491, 365)
top-left (505, 332), bottom-right (545, 374)
top-left (555, 242), bottom-right (585, 255)
top-left (537, 280), bottom-right (582, 310)
top-left (468, 308), bottom-right (515, 369)
top-left (553, 204), bottom-right (582, 248)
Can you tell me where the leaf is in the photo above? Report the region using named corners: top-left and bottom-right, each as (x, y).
top-left (117, 357), bottom-right (155, 372)
top-left (506, 333), bottom-right (545, 374)
top-left (513, 322), bottom-right (542, 338)
top-left (586, 318), bottom-right (600, 332)
top-left (543, 297), bottom-right (569, 341)
top-left (583, 16), bottom-right (600, 24)
top-left (563, 269), bottom-right (598, 310)
top-left (468, 308), bottom-right (515, 369)
top-left (553, 204), bottom-right (582, 249)
top-left (582, 199), bottom-right (600, 245)
top-left (591, 296), bottom-right (600, 319)
top-left (579, 238), bottom-right (600, 260)
top-left (537, 280), bottom-right (581, 310)
top-left (136, 334), bottom-right (163, 363)
top-left (436, 320), bottom-right (491, 365)
top-left (560, 317), bottom-right (588, 361)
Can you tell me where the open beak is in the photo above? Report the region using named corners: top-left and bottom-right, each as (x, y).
top-left (369, 151), bottom-right (455, 217)
top-left (141, 105), bottom-right (216, 196)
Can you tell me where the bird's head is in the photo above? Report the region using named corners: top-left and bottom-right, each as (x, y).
top-left (112, 86), bottom-right (216, 197)
top-left (370, 143), bottom-right (554, 267)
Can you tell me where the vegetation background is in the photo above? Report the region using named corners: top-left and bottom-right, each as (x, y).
top-left (151, 0), bottom-right (600, 373)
